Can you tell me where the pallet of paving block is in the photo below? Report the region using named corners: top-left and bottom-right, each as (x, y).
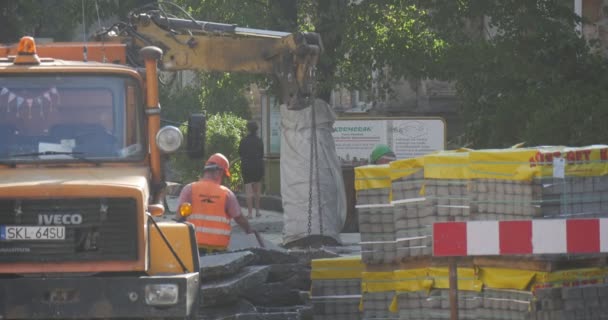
top-left (473, 254), bottom-right (608, 272)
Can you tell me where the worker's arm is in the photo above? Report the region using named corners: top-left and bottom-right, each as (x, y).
top-left (225, 191), bottom-right (254, 234)
top-left (233, 215), bottom-right (254, 234)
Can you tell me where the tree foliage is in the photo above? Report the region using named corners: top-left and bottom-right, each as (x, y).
top-left (4, 0), bottom-right (608, 149)
top-left (0, 0), bottom-right (152, 43)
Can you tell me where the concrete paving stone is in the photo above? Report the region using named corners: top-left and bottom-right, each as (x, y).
top-left (562, 287), bottom-right (583, 299)
top-left (582, 286), bottom-right (599, 299)
top-left (200, 265), bottom-right (270, 307)
top-left (564, 298), bottom-right (584, 311)
top-left (585, 297), bottom-right (600, 308)
top-left (241, 282), bottom-right (304, 307)
top-left (540, 298), bottom-right (563, 311)
top-left (199, 250), bottom-right (256, 281)
top-left (597, 286), bottom-right (608, 297)
top-left (535, 288), bottom-right (562, 300)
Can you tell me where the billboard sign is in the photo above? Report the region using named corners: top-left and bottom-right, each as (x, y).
top-left (332, 117), bottom-right (446, 165)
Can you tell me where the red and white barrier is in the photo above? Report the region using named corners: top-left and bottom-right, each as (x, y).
top-left (433, 219), bottom-right (608, 257)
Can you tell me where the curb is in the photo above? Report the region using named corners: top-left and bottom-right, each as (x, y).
top-left (236, 193), bottom-right (284, 213)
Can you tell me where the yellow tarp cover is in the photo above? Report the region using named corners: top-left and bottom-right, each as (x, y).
top-left (533, 267), bottom-right (608, 289)
top-left (354, 164), bottom-right (392, 191)
top-left (333, 265), bottom-right (608, 312)
top-left (424, 151), bottom-right (470, 180)
top-left (478, 267), bottom-right (537, 291)
top-left (470, 145), bottom-right (608, 181)
top-left (389, 157), bottom-right (424, 181)
top-left (311, 256), bottom-right (364, 280)
top-left (361, 271), bottom-right (397, 292)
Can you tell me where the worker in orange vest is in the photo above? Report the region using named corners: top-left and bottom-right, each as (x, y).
top-left (177, 153), bottom-right (255, 254)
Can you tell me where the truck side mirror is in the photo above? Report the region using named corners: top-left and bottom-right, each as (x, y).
top-left (187, 113), bottom-right (206, 159)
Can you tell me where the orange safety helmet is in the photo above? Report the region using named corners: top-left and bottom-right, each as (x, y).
top-left (205, 153), bottom-right (231, 177)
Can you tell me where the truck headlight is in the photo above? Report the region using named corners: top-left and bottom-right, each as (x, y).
top-left (145, 284), bottom-right (179, 306)
top-left (156, 126), bottom-right (183, 153)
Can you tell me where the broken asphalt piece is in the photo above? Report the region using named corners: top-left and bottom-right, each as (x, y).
top-left (199, 251), bottom-right (256, 281)
top-left (199, 299), bottom-right (256, 320)
top-left (241, 282), bottom-right (303, 307)
top-left (242, 247), bottom-right (299, 265)
top-left (200, 265), bottom-right (270, 307)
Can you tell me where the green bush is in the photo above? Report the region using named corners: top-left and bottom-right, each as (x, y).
top-left (160, 80), bottom-right (249, 191)
top-left (169, 113), bottom-right (247, 191)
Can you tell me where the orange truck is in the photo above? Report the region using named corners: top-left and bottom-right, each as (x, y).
top-left (0, 36), bottom-right (202, 319)
top-left (0, 7), bottom-right (322, 319)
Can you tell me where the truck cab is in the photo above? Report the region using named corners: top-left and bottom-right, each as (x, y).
top-left (0, 37), bottom-right (201, 319)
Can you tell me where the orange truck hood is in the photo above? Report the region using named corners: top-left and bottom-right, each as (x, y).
top-left (0, 167), bottom-right (150, 201)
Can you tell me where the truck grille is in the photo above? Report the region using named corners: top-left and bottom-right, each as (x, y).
top-left (0, 198), bottom-right (138, 262)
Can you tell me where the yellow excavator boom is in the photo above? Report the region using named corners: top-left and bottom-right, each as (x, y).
top-left (97, 10), bottom-right (323, 110)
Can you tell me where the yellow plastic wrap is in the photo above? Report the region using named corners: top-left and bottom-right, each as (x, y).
top-left (428, 267), bottom-right (483, 292)
top-left (424, 152), bottom-right (470, 180)
top-left (393, 268), bottom-right (434, 293)
top-left (470, 145), bottom-right (608, 181)
top-left (478, 268), bottom-right (537, 291)
top-left (389, 157), bottom-right (424, 181)
top-left (361, 271), bottom-right (396, 293)
top-left (354, 164), bottom-right (392, 191)
top-left (533, 267), bottom-right (608, 289)
top-left (311, 256), bottom-right (364, 280)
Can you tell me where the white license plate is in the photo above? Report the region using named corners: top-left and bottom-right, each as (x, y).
top-left (0, 226), bottom-right (65, 240)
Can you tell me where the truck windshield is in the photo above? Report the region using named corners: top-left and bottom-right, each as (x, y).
top-left (0, 75), bottom-right (145, 164)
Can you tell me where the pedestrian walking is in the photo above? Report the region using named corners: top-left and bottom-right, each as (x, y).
top-left (238, 121), bottom-right (264, 218)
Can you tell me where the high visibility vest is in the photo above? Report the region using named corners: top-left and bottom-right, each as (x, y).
top-left (189, 180), bottom-right (232, 248)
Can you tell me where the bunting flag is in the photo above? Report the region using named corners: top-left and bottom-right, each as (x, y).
top-left (0, 86), bottom-right (60, 118)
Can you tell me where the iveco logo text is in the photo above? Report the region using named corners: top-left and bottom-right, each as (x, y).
top-left (38, 214), bottom-right (83, 225)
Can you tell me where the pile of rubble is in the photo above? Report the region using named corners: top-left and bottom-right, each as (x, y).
top-left (196, 247), bottom-right (338, 320)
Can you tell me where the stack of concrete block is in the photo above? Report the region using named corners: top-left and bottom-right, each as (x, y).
top-left (358, 204), bottom-right (396, 264)
top-left (310, 256), bottom-right (363, 319)
top-left (393, 200), bottom-right (433, 260)
top-left (470, 178), bottom-right (542, 220)
top-left (478, 288), bottom-right (533, 320)
top-left (311, 295), bottom-right (362, 320)
top-left (531, 284), bottom-right (608, 320)
top-left (355, 165), bottom-right (397, 265)
top-left (424, 179), bottom-right (470, 222)
top-left (395, 289), bottom-right (531, 320)
top-left (391, 165), bottom-right (433, 260)
top-left (471, 175), bottom-right (608, 220)
top-left (362, 291), bottom-right (398, 319)
top-left (392, 169), bottom-right (425, 201)
top-left (356, 188), bottom-right (392, 205)
top-left (536, 176), bottom-right (608, 219)
top-left (312, 279), bottom-right (361, 296)
top-left (469, 146), bottom-right (608, 221)
top-left (422, 152), bottom-right (471, 227)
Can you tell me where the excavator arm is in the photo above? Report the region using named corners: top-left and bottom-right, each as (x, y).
top-left (97, 9), bottom-right (323, 110)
